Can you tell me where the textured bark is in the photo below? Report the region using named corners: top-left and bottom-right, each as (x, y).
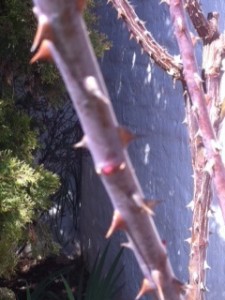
top-left (170, 0), bottom-right (225, 222)
top-left (184, 0), bottom-right (211, 43)
top-left (184, 91), bottom-right (211, 300)
top-left (109, 0), bottom-right (182, 79)
top-left (170, 1), bottom-right (225, 299)
top-left (31, 0), bottom-right (184, 299)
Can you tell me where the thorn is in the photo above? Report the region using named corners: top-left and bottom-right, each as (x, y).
top-left (209, 206), bottom-right (215, 214)
top-left (184, 237), bottom-right (191, 244)
top-left (211, 139), bottom-right (222, 152)
top-left (167, 68), bottom-right (176, 76)
top-left (182, 117), bottom-right (188, 125)
top-left (194, 72), bottom-right (203, 88)
top-left (30, 40), bottom-right (53, 64)
top-left (121, 242), bottom-right (132, 249)
top-left (183, 90), bottom-right (187, 97)
top-left (203, 159), bottom-right (215, 175)
top-left (132, 194), bottom-right (161, 216)
top-left (135, 279), bottom-right (155, 300)
top-left (186, 283), bottom-right (193, 290)
top-left (159, 0), bottom-right (170, 4)
top-left (76, 0), bottom-right (86, 12)
top-left (200, 282), bottom-right (209, 292)
top-left (194, 129), bottom-right (202, 139)
top-left (186, 200), bottom-right (194, 211)
top-left (117, 8), bottom-right (123, 19)
top-left (192, 272), bottom-right (199, 284)
top-left (106, 210), bottom-right (125, 238)
top-left (31, 16), bottom-right (52, 52)
top-left (130, 33), bottom-right (134, 40)
top-left (118, 127), bottom-right (135, 147)
top-left (138, 20), bottom-right (146, 27)
top-left (190, 32), bottom-right (200, 46)
top-left (136, 36), bottom-right (140, 43)
top-left (194, 222), bottom-right (199, 232)
top-left (192, 104), bottom-right (198, 113)
top-left (96, 162), bottom-right (126, 176)
top-left (203, 260), bottom-right (211, 270)
top-left (73, 136), bottom-right (87, 149)
top-left (174, 55), bottom-right (182, 64)
top-left (141, 203), bottom-right (155, 216)
top-left (144, 200), bottom-right (162, 213)
top-left (151, 270), bottom-right (164, 300)
top-left (177, 17), bottom-right (184, 31)
top-left (207, 208), bottom-right (214, 218)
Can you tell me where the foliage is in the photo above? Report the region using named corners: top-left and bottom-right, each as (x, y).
top-left (0, 287), bottom-right (16, 300)
top-left (0, 99), bottom-right (37, 161)
top-left (83, 242), bottom-right (124, 300)
top-left (0, 0), bottom-right (110, 280)
top-left (24, 243), bottom-right (124, 300)
top-left (84, 0), bottom-right (112, 57)
top-left (0, 0), bottom-right (111, 91)
top-left (0, 98), bottom-right (59, 277)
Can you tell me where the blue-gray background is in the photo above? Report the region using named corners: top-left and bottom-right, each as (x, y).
top-left (80, 1), bottom-right (225, 299)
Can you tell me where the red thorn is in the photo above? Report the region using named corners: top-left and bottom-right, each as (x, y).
top-left (106, 210), bottom-right (125, 238)
top-left (135, 279), bottom-right (155, 300)
top-left (76, 0), bottom-right (86, 12)
top-left (31, 19), bottom-right (52, 53)
top-left (118, 127), bottom-right (135, 147)
top-left (30, 40), bottom-right (53, 64)
top-left (96, 162), bottom-right (126, 176)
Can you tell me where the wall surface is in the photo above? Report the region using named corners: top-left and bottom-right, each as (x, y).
top-left (80, 1), bottom-right (225, 299)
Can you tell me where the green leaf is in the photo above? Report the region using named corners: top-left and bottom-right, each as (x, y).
top-left (61, 275), bottom-right (75, 300)
top-left (84, 242), bottom-right (124, 300)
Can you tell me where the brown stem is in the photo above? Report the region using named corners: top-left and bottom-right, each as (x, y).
top-left (184, 92), bottom-right (211, 300)
top-left (109, 0), bottom-right (182, 79)
top-left (170, 0), bottom-right (225, 222)
top-left (184, 0), bottom-right (211, 43)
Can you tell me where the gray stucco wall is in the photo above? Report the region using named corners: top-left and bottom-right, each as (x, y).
top-left (80, 1), bottom-right (225, 299)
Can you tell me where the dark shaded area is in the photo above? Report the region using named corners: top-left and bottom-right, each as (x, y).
top-left (0, 255), bottom-right (88, 300)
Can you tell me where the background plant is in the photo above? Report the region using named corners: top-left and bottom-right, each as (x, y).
top-left (24, 243), bottom-right (123, 300)
top-left (0, 0), bottom-right (111, 278)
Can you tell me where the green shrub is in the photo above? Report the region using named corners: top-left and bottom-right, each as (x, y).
top-left (0, 99), bottom-right (59, 277)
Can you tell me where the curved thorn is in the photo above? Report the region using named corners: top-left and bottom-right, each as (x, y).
top-left (118, 127), bottom-right (135, 147)
top-left (30, 40), bottom-right (53, 64)
top-left (31, 17), bottom-right (52, 52)
top-left (73, 136), bottom-right (88, 149)
top-left (121, 242), bottom-right (133, 249)
top-left (135, 278), bottom-right (155, 300)
top-left (106, 210), bottom-right (125, 238)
